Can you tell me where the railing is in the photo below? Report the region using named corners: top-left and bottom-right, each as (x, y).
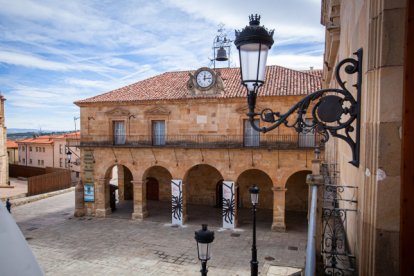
top-left (70, 134), bottom-right (321, 149)
top-left (321, 163), bottom-right (358, 275)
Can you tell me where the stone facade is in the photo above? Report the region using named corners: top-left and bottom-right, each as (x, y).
top-left (0, 96), bottom-right (8, 186)
top-left (321, 0), bottom-right (407, 274)
top-left (75, 66), bottom-right (322, 231)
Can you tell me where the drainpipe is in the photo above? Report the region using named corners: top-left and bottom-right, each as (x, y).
top-left (305, 148), bottom-right (323, 276)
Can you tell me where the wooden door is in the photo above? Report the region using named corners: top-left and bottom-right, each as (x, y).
top-left (146, 177), bottom-right (159, 200)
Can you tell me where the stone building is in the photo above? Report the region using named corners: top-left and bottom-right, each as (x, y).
top-left (16, 133), bottom-right (80, 183)
top-left (321, 0), bottom-right (412, 274)
top-left (7, 140), bottom-right (18, 164)
top-left (74, 65), bottom-right (322, 231)
top-left (0, 95), bottom-right (8, 186)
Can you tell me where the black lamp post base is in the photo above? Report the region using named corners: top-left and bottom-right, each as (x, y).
top-left (251, 260), bottom-right (258, 276)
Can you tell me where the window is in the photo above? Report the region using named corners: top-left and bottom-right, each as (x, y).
top-left (152, 120), bottom-right (165, 145)
top-left (29, 159), bottom-right (32, 164)
top-left (59, 144), bottom-right (63, 154)
top-left (43, 147), bottom-right (45, 152)
top-left (41, 160), bottom-right (44, 166)
top-left (76, 172), bottom-right (80, 178)
top-left (244, 119), bottom-right (260, 147)
top-left (22, 158), bottom-right (25, 164)
top-left (19, 156), bottom-right (21, 162)
top-left (38, 160), bottom-right (40, 165)
top-left (22, 146), bottom-right (25, 151)
top-left (298, 118), bottom-right (316, 148)
top-left (113, 121), bottom-right (126, 145)
top-left (60, 158), bottom-right (63, 168)
top-left (29, 146), bottom-right (32, 152)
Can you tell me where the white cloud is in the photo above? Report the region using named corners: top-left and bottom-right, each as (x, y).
top-left (0, 0), bottom-right (325, 130)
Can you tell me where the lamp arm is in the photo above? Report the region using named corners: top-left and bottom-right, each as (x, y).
top-left (247, 48), bottom-right (363, 167)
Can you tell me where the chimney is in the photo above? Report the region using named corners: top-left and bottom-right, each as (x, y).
top-left (309, 66), bottom-right (314, 71)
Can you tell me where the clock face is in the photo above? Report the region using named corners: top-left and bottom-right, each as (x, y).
top-left (196, 70), bottom-right (214, 88)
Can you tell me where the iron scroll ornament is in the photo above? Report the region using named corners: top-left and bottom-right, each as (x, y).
top-left (246, 49), bottom-right (363, 167)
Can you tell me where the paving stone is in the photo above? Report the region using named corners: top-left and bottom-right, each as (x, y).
top-left (12, 191), bottom-right (307, 275)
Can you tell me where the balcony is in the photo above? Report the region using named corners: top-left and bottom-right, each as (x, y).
top-left (69, 134), bottom-right (321, 150)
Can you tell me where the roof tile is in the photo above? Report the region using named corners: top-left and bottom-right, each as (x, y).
top-left (75, 65), bottom-right (322, 104)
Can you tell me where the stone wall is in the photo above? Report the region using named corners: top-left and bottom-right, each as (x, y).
top-left (321, 0), bottom-right (406, 274)
top-left (0, 96), bottom-right (8, 186)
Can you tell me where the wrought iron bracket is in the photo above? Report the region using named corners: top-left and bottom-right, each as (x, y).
top-left (247, 48), bottom-right (363, 167)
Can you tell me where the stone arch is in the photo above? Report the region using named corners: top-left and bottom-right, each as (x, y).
top-left (95, 163), bottom-right (134, 217)
top-left (285, 170), bottom-right (312, 231)
top-left (280, 167), bottom-right (310, 189)
top-left (182, 163), bottom-right (223, 226)
top-left (142, 165), bottom-right (173, 202)
top-left (285, 170), bottom-right (311, 212)
top-left (236, 169), bottom-right (273, 209)
top-left (183, 163), bottom-right (223, 206)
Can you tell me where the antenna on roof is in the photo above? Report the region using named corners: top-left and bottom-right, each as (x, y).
top-left (210, 23), bottom-right (233, 69)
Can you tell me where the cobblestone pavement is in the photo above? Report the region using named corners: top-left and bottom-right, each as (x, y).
top-left (12, 191), bottom-right (307, 276)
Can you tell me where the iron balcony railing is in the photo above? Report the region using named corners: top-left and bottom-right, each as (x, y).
top-left (69, 134), bottom-right (321, 150)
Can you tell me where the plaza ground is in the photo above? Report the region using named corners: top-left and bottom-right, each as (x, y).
top-left (12, 191), bottom-right (307, 275)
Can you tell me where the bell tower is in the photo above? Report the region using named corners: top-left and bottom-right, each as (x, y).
top-left (211, 24), bottom-right (233, 69)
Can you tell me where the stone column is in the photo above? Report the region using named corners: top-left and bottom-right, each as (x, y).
top-left (74, 180), bottom-right (85, 217)
top-left (131, 180), bottom-right (148, 220)
top-left (271, 187), bottom-right (287, 232)
top-left (117, 165), bottom-right (125, 201)
top-left (95, 178), bottom-right (111, 217)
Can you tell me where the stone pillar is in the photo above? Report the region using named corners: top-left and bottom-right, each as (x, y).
top-left (95, 178), bottom-right (111, 217)
top-left (131, 180), bottom-right (148, 220)
top-left (271, 187), bottom-right (287, 232)
top-left (117, 165), bottom-right (125, 201)
top-left (74, 180), bottom-right (85, 217)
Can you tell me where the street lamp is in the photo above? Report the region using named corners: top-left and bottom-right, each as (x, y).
top-left (235, 14), bottom-right (363, 167)
top-left (249, 185), bottom-right (260, 276)
top-left (194, 224), bottom-right (215, 276)
top-left (66, 150), bottom-right (72, 164)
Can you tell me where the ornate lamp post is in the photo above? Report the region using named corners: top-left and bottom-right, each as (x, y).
top-left (194, 224), bottom-right (215, 276)
top-left (235, 14), bottom-right (362, 167)
top-left (249, 185), bottom-right (260, 276)
top-left (235, 14), bottom-right (363, 276)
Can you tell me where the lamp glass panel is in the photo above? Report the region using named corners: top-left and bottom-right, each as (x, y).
top-left (250, 192), bottom-right (259, 205)
top-left (239, 43), bottom-right (269, 92)
top-left (197, 243), bottom-right (211, 260)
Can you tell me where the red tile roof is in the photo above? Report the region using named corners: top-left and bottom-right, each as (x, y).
top-left (75, 65), bottom-right (322, 104)
top-left (17, 136), bottom-right (55, 144)
top-left (7, 140), bottom-right (18, 148)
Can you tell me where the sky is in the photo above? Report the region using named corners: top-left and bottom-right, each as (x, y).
top-left (0, 0), bottom-right (325, 131)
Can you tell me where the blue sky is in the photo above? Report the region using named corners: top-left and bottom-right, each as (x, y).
top-left (0, 0), bottom-right (324, 131)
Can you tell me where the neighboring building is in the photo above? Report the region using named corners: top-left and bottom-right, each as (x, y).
top-left (321, 0), bottom-right (412, 275)
top-left (6, 140), bottom-right (18, 164)
top-left (74, 65), bottom-right (322, 231)
top-left (0, 95), bottom-right (8, 186)
top-left (16, 133), bottom-right (80, 184)
top-left (17, 136), bottom-right (54, 168)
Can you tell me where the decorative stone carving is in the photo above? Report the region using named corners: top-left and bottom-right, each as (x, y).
top-left (144, 106), bottom-right (171, 116)
top-left (105, 108), bottom-right (130, 117)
